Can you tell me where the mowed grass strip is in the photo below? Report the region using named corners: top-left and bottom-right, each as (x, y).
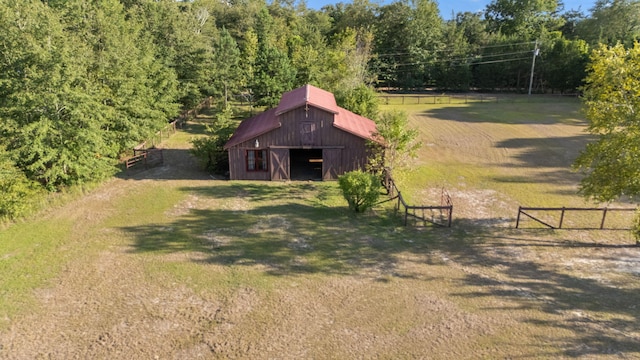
top-left (0, 220), bottom-right (73, 326)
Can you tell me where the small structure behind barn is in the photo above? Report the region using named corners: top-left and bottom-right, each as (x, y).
top-left (224, 84), bottom-right (380, 181)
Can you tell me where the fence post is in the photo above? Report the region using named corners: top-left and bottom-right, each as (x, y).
top-left (397, 191), bottom-right (401, 212)
top-left (447, 206), bottom-right (453, 227)
top-left (600, 207), bottom-right (608, 229)
top-left (404, 206), bottom-right (409, 226)
top-left (516, 206), bottom-right (522, 228)
top-left (558, 207), bottom-right (566, 229)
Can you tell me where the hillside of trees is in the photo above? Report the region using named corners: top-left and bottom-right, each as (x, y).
top-left (1, 0), bottom-right (639, 219)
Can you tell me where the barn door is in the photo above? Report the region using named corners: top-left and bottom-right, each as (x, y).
top-left (270, 148), bottom-right (290, 181)
top-left (322, 149), bottom-right (342, 180)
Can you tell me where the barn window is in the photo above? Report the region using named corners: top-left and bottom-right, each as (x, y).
top-left (246, 149), bottom-right (268, 171)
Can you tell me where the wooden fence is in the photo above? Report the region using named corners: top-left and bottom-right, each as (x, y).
top-left (125, 148), bottom-right (164, 169)
top-left (516, 206), bottom-right (637, 230)
top-left (126, 97), bottom-right (213, 169)
top-left (381, 93), bottom-right (579, 106)
top-left (382, 170), bottom-right (453, 227)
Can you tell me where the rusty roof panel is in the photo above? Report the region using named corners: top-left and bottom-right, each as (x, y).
top-left (334, 108), bottom-right (380, 143)
top-left (276, 84), bottom-right (338, 115)
top-left (223, 108), bottom-right (280, 149)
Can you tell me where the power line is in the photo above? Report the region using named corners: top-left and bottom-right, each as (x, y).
top-left (375, 40), bottom-right (536, 58)
top-left (381, 53), bottom-right (532, 68)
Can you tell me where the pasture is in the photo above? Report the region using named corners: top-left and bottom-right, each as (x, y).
top-left (0, 97), bottom-right (639, 359)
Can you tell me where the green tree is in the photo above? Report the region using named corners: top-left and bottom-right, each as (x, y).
top-left (338, 170), bottom-right (381, 213)
top-left (190, 103), bottom-right (236, 173)
top-left (321, 28), bottom-right (375, 91)
top-left (485, 0), bottom-right (564, 39)
top-left (211, 28), bottom-right (243, 105)
top-left (0, 1), bottom-right (118, 189)
top-left (334, 84), bottom-right (379, 119)
top-left (252, 45), bottom-right (297, 107)
top-left (541, 33), bottom-right (589, 93)
top-left (373, 0), bottom-right (443, 89)
top-left (574, 42), bottom-right (640, 202)
top-left (368, 110), bottom-right (421, 174)
top-left (324, 0), bottom-right (378, 36)
top-left (434, 18), bottom-right (474, 91)
top-left (252, 7), bottom-right (297, 107)
top-left (575, 0), bottom-right (640, 47)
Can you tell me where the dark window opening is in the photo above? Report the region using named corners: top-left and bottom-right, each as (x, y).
top-left (290, 149), bottom-right (322, 180)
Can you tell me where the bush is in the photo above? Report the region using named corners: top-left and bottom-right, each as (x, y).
top-left (0, 153), bottom-right (41, 220)
top-left (338, 170), bottom-right (381, 213)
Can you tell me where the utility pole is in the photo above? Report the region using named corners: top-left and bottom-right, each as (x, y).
top-left (528, 40), bottom-right (539, 96)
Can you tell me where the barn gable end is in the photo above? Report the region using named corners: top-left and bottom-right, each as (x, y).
top-left (224, 84), bottom-right (379, 181)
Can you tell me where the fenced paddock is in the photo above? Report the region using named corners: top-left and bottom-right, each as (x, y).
top-left (380, 93), bottom-right (579, 106)
top-left (381, 170), bottom-right (453, 227)
top-left (516, 206), bottom-right (637, 230)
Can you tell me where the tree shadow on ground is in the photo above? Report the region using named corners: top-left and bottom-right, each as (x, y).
top-left (121, 181), bottom-right (640, 357)
top-left (438, 224), bottom-right (640, 357)
top-left (122, 182), bottom-right (419, 277)
top-left (420, 100), bottom-right (585, 126)
top-left (117, 149), bottom-right (213, 181)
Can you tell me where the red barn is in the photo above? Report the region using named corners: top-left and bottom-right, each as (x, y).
top-left (224, 84), bottom-right (379, 181)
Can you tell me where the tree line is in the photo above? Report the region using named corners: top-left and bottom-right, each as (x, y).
top-left (1, 0), bottom-right (639, 219)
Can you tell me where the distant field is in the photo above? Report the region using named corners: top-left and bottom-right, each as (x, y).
top-left (1, 99), bottom-right (639, 359)
top-left (380, 97), bottom-right (637, 227)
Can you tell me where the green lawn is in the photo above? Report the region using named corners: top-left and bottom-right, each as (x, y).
top-left (1, 98), bottom-right (638, 358)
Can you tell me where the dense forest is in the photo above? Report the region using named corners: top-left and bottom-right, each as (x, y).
top-left (1, 0), bottom-right (639, 218)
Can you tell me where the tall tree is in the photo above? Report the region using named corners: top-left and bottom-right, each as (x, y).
top-left (574, 42), bottom-right (640, 201)
top-left (373, 0), bottom-right (443, 89)
top-left (0, 1), bottom-right (117, 189)
top-left (211, 28), bottom-right (243, 104)
top-left (252, 7), bottom-right (296, 106)
top-left (485, 0), bottom-right (564, 39)
top-left (540, 32), bottom-right (589, 93)
top-left (434, 18), bottom-right (474, 91)
top-left (575, 0), bottom-right (640, 47)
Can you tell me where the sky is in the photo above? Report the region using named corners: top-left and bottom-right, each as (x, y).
top-left (304, 0), bottom-right (597, 19)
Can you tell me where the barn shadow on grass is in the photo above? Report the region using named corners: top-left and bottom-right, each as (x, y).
top-left (122, 181), bottom-right (640, 357)
top-left (436, 224), bottom-right (640, 357)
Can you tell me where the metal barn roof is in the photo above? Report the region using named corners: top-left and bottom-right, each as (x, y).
top-left (224, 84), bottom-right (379, 149)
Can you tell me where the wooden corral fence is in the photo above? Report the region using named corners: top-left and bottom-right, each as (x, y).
top-left (125, 148), bottom-right (164, 169)
top-left (382, 170), bottom-right (453, 227)
top-left (125, 97), bottom-right (213, 169)
top-left (516, 206), bottom-right (637, 230)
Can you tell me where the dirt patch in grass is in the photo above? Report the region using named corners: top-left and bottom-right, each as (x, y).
top-left (1, 114), bottom-right (640, 359)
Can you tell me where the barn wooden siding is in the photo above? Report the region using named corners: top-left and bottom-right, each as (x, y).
top-left (227, 106), bottom-right (371, 181)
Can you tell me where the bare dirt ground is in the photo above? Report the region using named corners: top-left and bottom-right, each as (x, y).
top-left (1, 119), bottom-right (640, 359)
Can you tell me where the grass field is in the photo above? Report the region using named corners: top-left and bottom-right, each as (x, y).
top-left (1, 97), bottom-right (639, 359)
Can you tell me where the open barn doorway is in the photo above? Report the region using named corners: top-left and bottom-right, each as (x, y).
top-left (290, 149), bottom-right (323, 180)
